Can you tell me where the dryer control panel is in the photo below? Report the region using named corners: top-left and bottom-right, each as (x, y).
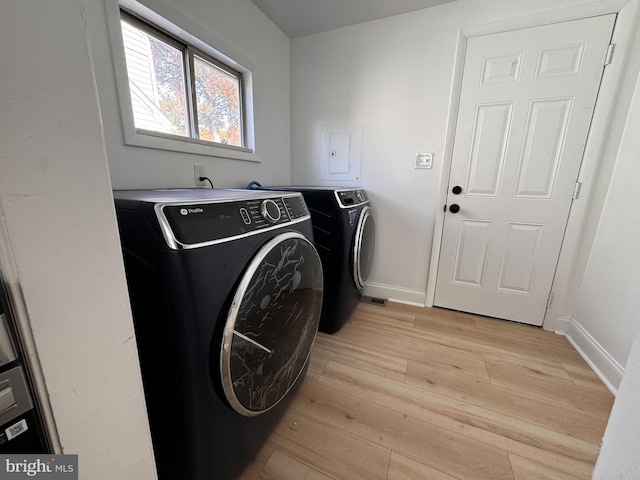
top-left (159, 194), bottom-right (309, 249)
top-left (336, 189), bottom-right (368, 208)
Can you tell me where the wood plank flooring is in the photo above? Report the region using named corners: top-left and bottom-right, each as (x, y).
top-left (239, 302), bottom-right (614, 479)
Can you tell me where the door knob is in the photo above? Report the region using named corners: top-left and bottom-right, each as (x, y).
top-left (449, 204), bottom-right (460, 214)
top-left (452, 186), bottom-right (462, 195)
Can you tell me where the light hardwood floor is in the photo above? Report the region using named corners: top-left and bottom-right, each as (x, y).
top-left (239, 301), bottom-right (614, 480)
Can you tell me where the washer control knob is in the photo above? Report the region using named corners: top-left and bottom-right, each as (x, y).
top-left (261, 199), bottom-right (281, 224)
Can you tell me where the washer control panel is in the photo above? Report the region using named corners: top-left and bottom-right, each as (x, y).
top-left (160, 193), bottom-right (309, 248)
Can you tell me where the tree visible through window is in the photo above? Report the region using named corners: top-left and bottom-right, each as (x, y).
top-left (194, 56), bottom-right (241, 146)
top-left (120, 12), bottom-right (244, 147)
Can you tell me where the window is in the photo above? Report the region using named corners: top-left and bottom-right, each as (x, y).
top-left (120, 11), bottom-right (244, 148)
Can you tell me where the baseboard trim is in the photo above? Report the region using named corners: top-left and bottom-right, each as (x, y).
top-left (559, 317), bottom-right (623, 395)
top-left (363, 283), bottom-right (426, 307)
top-left (552, 316), bottom-right (572, 335)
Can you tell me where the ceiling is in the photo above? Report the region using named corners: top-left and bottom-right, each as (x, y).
top-left (250, 0), bottom-right (460, 38)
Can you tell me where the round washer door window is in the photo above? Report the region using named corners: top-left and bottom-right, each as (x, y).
top-left (220, 232), bottom-right (323, 416)
top-left (353, 206), bottom-right (376, 290)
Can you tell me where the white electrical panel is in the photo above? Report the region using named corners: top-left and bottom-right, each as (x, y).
top-left (319, 123), bottom-right (363, 182)
top-left (329, 132), bottom-right (351, 173)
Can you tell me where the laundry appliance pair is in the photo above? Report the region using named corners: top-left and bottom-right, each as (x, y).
top-left (114, 188), bottom-right (323, 480)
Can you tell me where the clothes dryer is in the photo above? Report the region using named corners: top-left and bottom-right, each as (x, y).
top-left (114, 189), bottom-right (323, 480)
top-left (248, 184), bottom-right (375, 333)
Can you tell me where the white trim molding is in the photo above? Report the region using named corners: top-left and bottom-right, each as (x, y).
top-left (364, 282), bottom-right (427, 307)
top-left (557, 317), bottom-right (624, 395)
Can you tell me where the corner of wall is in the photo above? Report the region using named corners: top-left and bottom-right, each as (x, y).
top-left (548, 315), bottom-right (572, 335)
top-left (592, 329), bottom-right (640, 478)
top-left (561, 317), bottom-right (624, 395)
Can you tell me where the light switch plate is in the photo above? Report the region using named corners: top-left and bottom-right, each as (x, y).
top-left (415, 152), bottom-right (434, 169)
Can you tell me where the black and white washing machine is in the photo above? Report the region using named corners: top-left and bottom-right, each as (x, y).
top-left (113, 189), bottom-right (323, 480)
top-left (248, 184), bottom-right (375, 333)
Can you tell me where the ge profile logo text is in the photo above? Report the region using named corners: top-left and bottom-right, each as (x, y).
top-left (0, 455), bottom-right (77, 479)
top-left (180, 207), bottom-right (204, 216)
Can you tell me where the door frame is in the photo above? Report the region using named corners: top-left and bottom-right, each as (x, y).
top-left (425, 0), bottom-right (640, 331)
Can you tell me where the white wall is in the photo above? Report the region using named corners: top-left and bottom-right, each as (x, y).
top-left (567, 56), bottom-right (640, 385)
top-left (572, 22), bottom-right (640, 472)
top-left (290, 0), bottom-right (603, 306)
top-left (593, 332), bottom-right (640, 477)
top-left (0, 0), bottom-right (156, 478)
top-left (85, 0), bottom-right (291, 190)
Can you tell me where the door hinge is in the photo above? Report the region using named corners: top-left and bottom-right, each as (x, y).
top-left (605, 43), bottom-right (615, 66)
top-left (547, 292), bottom-right (555, 309)
top-left (572, 181), bottom-right (582, 200)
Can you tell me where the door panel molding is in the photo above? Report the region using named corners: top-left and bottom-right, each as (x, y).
top-left (514, 97), bottom-right (572, 198)
top-left (536, 44), bottom-right (585, 78)
top-left (452, 220), bottom-right (493, 287)
top-left (481, 52), bottom-right (523, 84)
top-left (467, 102), bottom-right (513, 197)
top-left (496, 222), bottom-right (545, 295)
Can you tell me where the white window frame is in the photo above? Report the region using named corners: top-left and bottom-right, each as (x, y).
top-left (106, 0), bottom-right (259, 162)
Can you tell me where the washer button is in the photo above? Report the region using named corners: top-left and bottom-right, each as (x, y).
top-left (240, 208), bottom-right (252, 225)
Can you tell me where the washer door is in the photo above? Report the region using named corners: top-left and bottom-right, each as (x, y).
top-left (353, 206), bottom-right (375, 290)
top-left (220, 232), bottom-right (323, 416)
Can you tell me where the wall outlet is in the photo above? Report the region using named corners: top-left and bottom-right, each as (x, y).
top-left (194, 165), bottom-right (206, 186)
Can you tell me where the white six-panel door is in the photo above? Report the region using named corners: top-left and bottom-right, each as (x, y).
top-left (434, 15), bottom-right (616, 326)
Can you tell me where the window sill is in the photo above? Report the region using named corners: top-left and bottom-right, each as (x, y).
top-left (124, 129), bottom-right (260, 163)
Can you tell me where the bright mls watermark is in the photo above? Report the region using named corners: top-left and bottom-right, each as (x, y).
top-left (0, 455), bottom-right (77, 479)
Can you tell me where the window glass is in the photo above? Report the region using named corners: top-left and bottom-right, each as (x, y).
top-left (121, 19), bottom-right (188, 137)
top-left (194, 56), bottom-right (242, 146)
